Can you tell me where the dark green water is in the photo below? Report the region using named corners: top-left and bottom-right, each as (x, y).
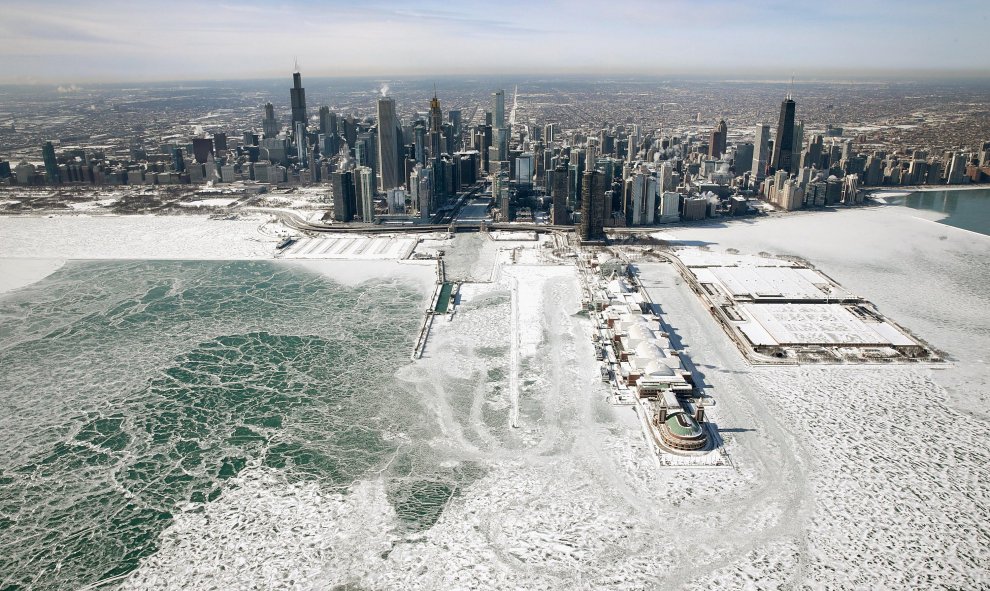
top-left (890, 188), bottom-right (990, 236)
top-left (0, 261), bottom-right (478, 590)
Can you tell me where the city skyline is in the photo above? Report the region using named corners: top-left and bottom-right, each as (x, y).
top-left (0, 0), bottom-right (988, 84)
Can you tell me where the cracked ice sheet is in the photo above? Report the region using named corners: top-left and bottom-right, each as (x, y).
top-left (745, 367), bottom-right (989, 589)
top-left (120, 469), bottom-right (399, 590)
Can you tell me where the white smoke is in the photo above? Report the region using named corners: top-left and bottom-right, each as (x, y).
top-left (57, 84), bottom-right (81, 93)
top-left (379, 83), bottom-right (389, 97)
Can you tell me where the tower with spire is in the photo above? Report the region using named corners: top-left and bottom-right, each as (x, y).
top-left (428, 86), bottom-right (443, 159)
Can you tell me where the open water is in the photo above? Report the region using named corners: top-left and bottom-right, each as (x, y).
top-left (889, 188), bottom-right (990, 236)
top-left (0, 260), bottom-right (476, 589)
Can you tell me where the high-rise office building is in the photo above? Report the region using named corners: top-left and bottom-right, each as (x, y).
top-left (709, 120), bottom-right (728, 158)
top-left (331, 170), bottom-right (356, 222)
top-left (492, 90), bottom-right (508, 161)
top-left (413, 123), bottom-right (426, 165)
top-left (792, 120), bottom-right (804, 164)
top-left (319, 106), bottom-right (337, 136)
top-left (803, 134), bottom-right (824, 170)
top-left (493, 90), bottom-right (505, 130)
top-left (578, 168), bottom-right (607, 241)
top-left (428, 93), bottom-right (443, 159)
top-left (42, 141), bottom-right (60, 184)
top-left (550, 164), bottom-right (568, 225)
top-left (376, 96), bottom-right (402, 191)
top-left (772, 97), bottom-right (796, 174)
top-left (262, 103), bottom-right (279, 138)
top-left (192, 138), bottom-right (214, 164)
top-left (515, 152), bottom-right (534, 188)
top-left (734, 143), bottom-right (754, 174)
top-left (624, 167), bottom-right (657, 226)
top-left (355, 166), bottom-right (376, 221)
top-left (752, 124), bottom-right (770, 181)
top-left (290, 70), bottom-right (307, 127)
top-left (448, 110), bottom-right (462, 143)
top-left (544, 123), bottom-right (558, 143)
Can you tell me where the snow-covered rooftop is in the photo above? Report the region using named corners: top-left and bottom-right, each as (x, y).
top-left (740, 303), bottom-right (916, 347)
top-left (693, 266), bottom-right (856, 301)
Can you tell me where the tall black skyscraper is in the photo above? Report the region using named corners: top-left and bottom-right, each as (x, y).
top-left (290, 69), bottom-right (307, 127)
top-left (771, 97), bottom-right (796, 174)
top-left (709, 120), bottom-right (727, 158)
top-left (331, 170), bottom-right (356, 222)
top-left (550, 164), bottom-right (568, 225)
top-left (578, 168), bottom-right (607, 242)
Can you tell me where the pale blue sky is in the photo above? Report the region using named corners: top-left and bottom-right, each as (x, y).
top-left (0, 0), bottom-right (986, 83)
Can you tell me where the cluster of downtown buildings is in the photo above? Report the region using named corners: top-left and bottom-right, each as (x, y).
top-left (3, 71), bottom-right (990, 239)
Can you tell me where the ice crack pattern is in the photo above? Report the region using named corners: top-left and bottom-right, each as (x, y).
top-left (0, 261), bottom-right (475, 590)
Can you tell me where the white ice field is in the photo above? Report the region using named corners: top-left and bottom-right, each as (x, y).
top-left (0, 206), bottom-right (988, 589)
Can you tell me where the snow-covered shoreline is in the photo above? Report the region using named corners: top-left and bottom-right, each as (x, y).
top-left (865, 183), bottom-right (990, 197)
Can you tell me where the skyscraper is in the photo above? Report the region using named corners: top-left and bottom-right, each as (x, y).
top-left (192, 138), bottom-right (214, 164)
top-left (792, 120), bottom-right (804, 165)
top-left (550, 164), bottom-right (568, 225)
top-left (376, 96), bottom-right (402, 191)
top-left (331, 170), bottom-right (356, 222)
top-left (752, 123), bottom-right (771, 181)
top-left (262, 103), bottom-right (279, 139)
top-left (803, 134), bottom-right (824, 170)
top-left (734, 142), bottom-right (754, 174)
top-left (493, 90), bottom-right (505, 130)
top-left (428, 93), bottom-right (443, 159)
top-left (356, 166), bottom-right (376, 221)
top-left (578, 168), bottom-right (607, 242)
top-left (290, 69), bottom-right (307, 127)
top-left (493, 90), bottom-right (507, 161)
top-left (42, 141), bottom-right (60, 184)
top-left (318, 106), bottom-right (337, 136)
top-left (771, 97), bottom-right (796, 174)
top-left (448, 110), bottom-right (462, 142)
top-left (623, 167), bottom-right (657, 226)
top-left (709, 120), bottom-right (728, 158)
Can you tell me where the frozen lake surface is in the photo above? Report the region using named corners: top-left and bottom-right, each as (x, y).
top-left (0, 210), bottom-right (987, 589)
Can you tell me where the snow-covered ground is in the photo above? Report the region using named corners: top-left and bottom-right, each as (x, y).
top-left (0, 258), bottom-right (65, 294)
top-left (177, 197), bottom-right (240, 208)
top-left (0, 214), bottom-right (281, 260)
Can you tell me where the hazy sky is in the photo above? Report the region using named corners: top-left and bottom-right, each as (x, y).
top-left (0, 0), bottom-right (987, 83)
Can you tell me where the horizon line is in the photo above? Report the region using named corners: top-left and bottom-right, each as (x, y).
top-left (3, 68), bottom-right (990, 87)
